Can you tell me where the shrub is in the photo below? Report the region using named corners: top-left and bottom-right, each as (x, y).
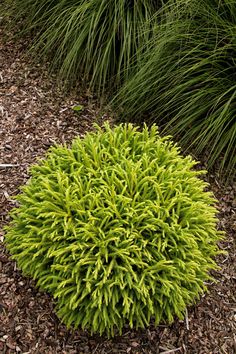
top-left (5, 123), bottom-right (223, 336)
top-left (114, 0), bottom-right (236, 180)
top-left (2, 0), bottom-right (175, 91)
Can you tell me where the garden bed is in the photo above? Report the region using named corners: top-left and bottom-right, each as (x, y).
top-left (0, 25), bottom-right (235, 354)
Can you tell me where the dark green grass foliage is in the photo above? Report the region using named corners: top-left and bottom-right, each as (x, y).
top-left (3, 0), bottom-right (170, 91)
top-left (114, 0), bottom-right (236, 179)
top-left (5, 123), bottom-right (223, 336)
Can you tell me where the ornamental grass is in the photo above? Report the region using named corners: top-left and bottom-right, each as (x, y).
top-left (114, 0), bottom-right (236, 179)
top-left (2, 0), bottom-right (177, 91)
top-left (5, 123), bottom-right (223, 336)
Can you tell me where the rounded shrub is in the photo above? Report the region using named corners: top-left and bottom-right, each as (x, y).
top-left (5, 123), bottom-right (223, 336)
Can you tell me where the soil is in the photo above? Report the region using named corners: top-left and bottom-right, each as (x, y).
top-left (0, 21), bottom-right (236, 354)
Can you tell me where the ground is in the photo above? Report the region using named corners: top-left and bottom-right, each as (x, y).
top-left (0, 23), bottom-right (236, 354)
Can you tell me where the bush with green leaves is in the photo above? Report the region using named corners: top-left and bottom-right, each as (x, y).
top-left (5, 123), bottom-right (223, 336)
top-left (2, 0), bottom-right (176, 91)
top-left (114, 0), bottom-right (236, 180)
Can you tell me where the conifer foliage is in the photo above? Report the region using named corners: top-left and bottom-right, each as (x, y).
top-left (5, 123), bottom-right (223, 336)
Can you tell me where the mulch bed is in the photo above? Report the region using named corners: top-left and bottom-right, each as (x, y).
top-left (0, 22), bottom-right (236, 354)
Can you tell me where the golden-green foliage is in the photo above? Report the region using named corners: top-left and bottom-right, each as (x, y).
top-left (5, 123), bottom-right (223, 336)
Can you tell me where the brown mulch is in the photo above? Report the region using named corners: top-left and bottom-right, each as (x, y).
top-left (0, 22), bottom-right (236, 354)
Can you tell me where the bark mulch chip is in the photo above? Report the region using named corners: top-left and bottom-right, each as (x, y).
top-left (0, 24), bottom-right (236, 354)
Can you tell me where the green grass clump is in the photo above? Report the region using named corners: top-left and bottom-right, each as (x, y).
top-left (5, 123), bottom-right (223, 336)
top-left (2, 0), bottom-right (174, 91)
top-left (114, 0), bottom-right (236, 179)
